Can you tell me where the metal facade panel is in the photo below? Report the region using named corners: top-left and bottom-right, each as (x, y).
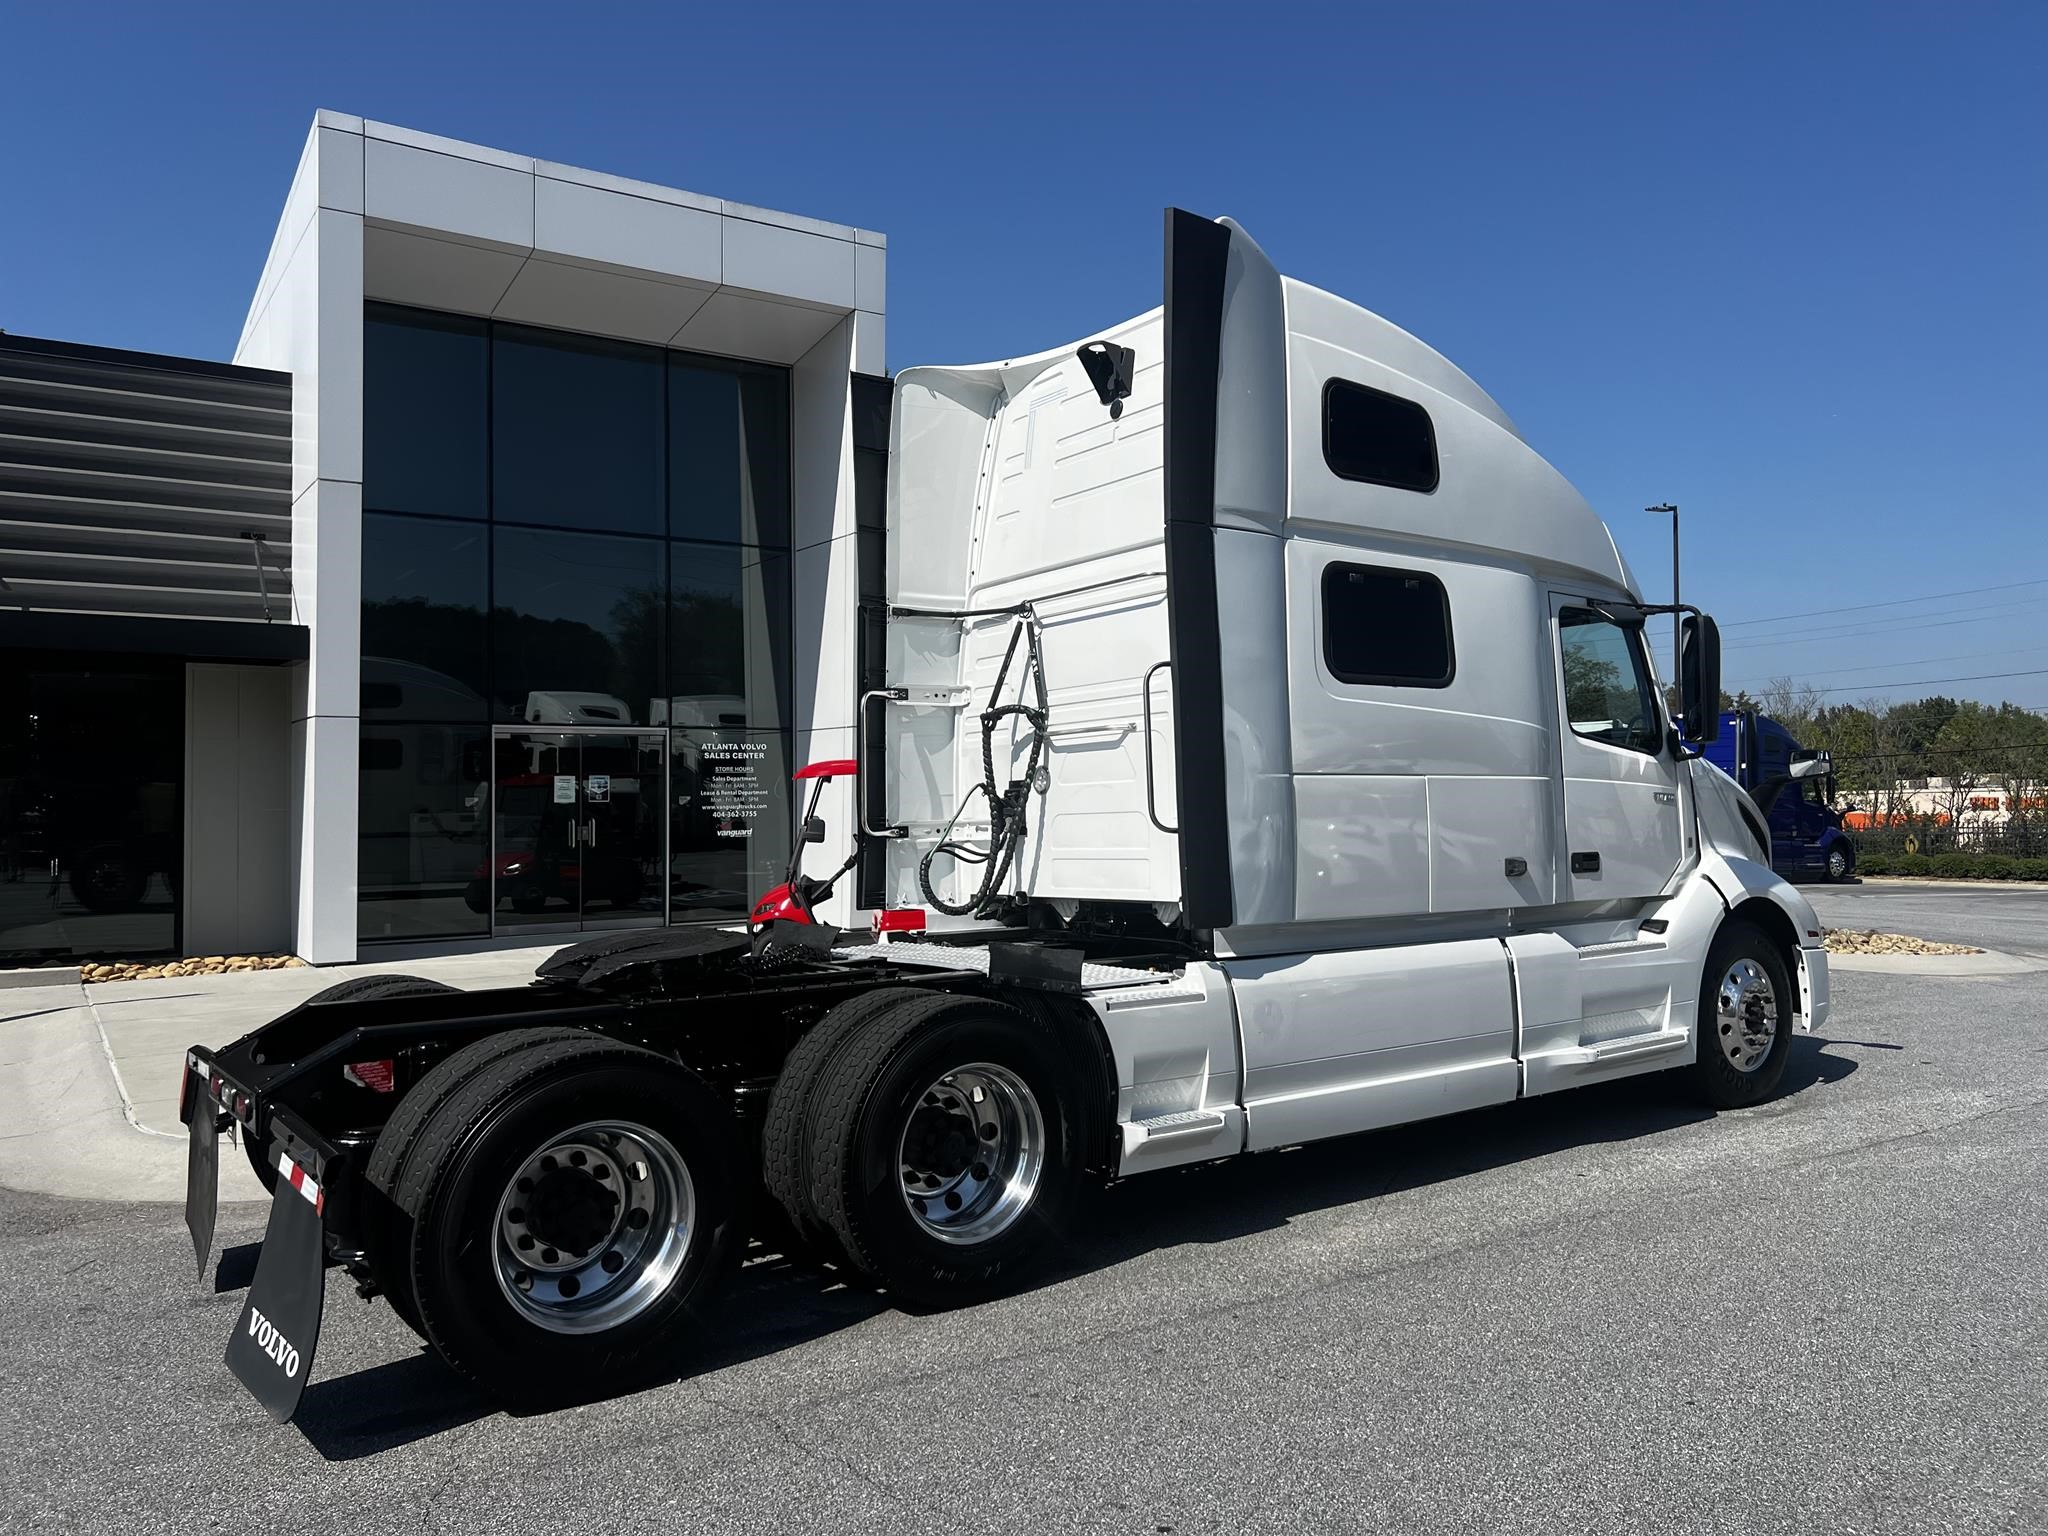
top-left (0, 336), bottom-right (293, 624)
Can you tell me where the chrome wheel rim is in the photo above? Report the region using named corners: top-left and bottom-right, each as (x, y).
top-left (1715, 959), bottom-right (1779, 1073)
top-left (490, 1120), bottom-right (694, 1335)
top-left (897, 1062), bottom-right (1045, 1246)
top-left (1827, 848), bottom-right (1848, 879)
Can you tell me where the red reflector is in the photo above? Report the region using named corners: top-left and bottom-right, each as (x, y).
top-left (232, 1092), bottom-right (250, 1118)
top-left (344, 1059), bottom-right (397, 1093)
top-left (873, 908), bottom-right (927, 934)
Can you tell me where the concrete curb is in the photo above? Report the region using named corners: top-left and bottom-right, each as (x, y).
top-left (0, 965), bottom-right (84, 991)
top-left (1825, 947), bottom-right (2046, 976)
top-left (0, 983), bottom-right (269, 1204)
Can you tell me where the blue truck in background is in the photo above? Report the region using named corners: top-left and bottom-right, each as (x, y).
top-left (1704, 709), bottom-right (1857, 882)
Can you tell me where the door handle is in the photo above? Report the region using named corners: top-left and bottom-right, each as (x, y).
top-left (1571, 851), bottom-right (1601, 874)
top-left (584, 820), bottom-right (597, 850)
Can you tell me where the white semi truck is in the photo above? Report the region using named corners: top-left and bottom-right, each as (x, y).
top-left (181, 211), bottom-right (1828, 1422)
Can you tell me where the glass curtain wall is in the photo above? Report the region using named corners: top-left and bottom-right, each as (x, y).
top-left (358, 304), bottom-right (793, 944)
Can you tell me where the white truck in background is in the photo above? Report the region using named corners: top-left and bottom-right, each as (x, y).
top-left (179, 210), bottom-right (1828, 1422)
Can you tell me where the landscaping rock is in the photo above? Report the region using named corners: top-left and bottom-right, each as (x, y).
top-left (81, 954), bottom-right (307, 984)
top-left (1822, 928), bottom-right (1980, 957)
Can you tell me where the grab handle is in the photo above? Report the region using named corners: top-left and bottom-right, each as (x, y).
top-left (1141, 660), bottom-right (1178, 835)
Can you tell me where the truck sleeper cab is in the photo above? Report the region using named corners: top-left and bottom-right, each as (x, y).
top-left (179, 210), bottom-right (1830, 1423)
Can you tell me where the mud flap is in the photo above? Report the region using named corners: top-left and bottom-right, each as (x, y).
top-left (225, 1159), bottom-right (327, 1423)
top-left (185, 1101), bottom-right (219, 1280)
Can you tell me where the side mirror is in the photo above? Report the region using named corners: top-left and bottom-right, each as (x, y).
top-left (1680, 613), bottom-right (1721, 744)
top-left (801, 815), bottom-right (827, 845)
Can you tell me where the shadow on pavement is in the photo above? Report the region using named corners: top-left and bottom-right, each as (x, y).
top-left (287, 1034), bottom-right (1863, 1456)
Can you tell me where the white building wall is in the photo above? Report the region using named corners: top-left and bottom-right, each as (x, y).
top-left (236, 113), bottom-right (884, 959)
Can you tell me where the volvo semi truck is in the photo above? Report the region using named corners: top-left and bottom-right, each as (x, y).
top-left (179, 211), bottom-right (1830, 1422)
top-left (1705, 709), bottom-right (1857, 881)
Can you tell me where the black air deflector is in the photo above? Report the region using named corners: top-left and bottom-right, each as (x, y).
top-left (1160, 209), bottom-right (1235, 930)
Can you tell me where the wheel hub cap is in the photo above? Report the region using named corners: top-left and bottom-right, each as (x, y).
top-left (897, 1063), bottom-right (1046, 1247)
top-left (1715, 959), bottom-right (1779, 1073)
top-left (491, 1121), bottom-right (694, 1334)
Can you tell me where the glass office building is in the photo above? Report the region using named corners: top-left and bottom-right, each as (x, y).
top-left (0, 113), bottom-right (887, 968)
top-left (356, 306), bottom-right (796, 943)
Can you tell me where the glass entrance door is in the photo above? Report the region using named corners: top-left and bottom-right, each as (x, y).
top-left (490, 730), bottom-right (666, 933)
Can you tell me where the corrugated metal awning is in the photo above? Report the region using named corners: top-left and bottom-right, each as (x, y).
top-left (0, 334), bottom-right (293, 624)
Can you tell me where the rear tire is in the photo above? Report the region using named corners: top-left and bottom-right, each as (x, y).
top-left (761, 987), bottom-right (931, 1262)
top-left (806, 993), bottom-right (1079, 1303)
top-left (395, 1035), bottom-right (742, 1406)
top-left (361, 1024), bottom-right (592, 1331)
top-left (1687, 922), bottom-right (1794, 1109)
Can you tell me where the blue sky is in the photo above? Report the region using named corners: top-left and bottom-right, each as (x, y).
top-left (4, 2), bottom-right (2042, 707)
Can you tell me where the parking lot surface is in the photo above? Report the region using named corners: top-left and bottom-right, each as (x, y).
top-left (1807, 879), bottom-right (2048, 961)
top-left (5, 952), bottom-right (2044, 1535)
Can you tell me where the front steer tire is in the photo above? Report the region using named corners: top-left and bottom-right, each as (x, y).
top-left (394, 1035), bottom-right (743, 1408)
top-left (805, 993), bottom-right (1081, 1304)
top-left (1687, 922), bottom-right (1795, 1110)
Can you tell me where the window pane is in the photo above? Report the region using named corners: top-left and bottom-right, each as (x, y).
top-left (669, 361), bottom-right (791, 546)
top-left (493, 325), bottom-right (664, 535)
top-left (1321, 562), bottom-right (1455, 687)
top-left (1323, 379), bottom-right (1439, 493)
top-left (670, 729), bottom-right (790, 923)
top-left (665, 540), bottom-right (790, 729)
top-left (1560, 608), bottom-right (1660, 753)
top-left (357, 724), bottom-right (490, 943)
top-left (0, 663), bottom-right (182, 962)
top-left (493, 527), bottom-right (664, 725)
top-left (363, 306), bottom-right (487, 518)
top-left (361, 514), bottom-right (489, 721)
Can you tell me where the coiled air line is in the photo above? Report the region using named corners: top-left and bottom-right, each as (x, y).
top-left (917, 609), bottom-right (1051, 918)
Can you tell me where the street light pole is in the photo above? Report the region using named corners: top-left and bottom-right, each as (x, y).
top-left (1646, 503), bottom-right (1679, 693)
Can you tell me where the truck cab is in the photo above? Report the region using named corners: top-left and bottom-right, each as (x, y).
top-left (178, 210), bottom-right (1832, 1424)
top-left (1705, 709), bottom-right (1856, 882)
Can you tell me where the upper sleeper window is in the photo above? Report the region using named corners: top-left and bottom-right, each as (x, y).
top-left (1322, 563), bottom-right (1455, 688)
top-left (1322, 379), bottom-right (1439, 493)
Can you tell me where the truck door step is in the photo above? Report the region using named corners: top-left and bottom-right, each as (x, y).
top-left (1553, 1028), bottom-right (1690, 1067)
top-left (1131, 1108), bottom-right (1228, 1139)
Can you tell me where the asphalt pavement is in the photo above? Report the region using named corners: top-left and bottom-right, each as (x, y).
top-left (4, 955), bottom-right (2044, 1534)
top-left (1807, 878), bottom-right (2048, 962)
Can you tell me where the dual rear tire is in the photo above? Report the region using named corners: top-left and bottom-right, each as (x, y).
top-left (365, 1030), bottom-right (741, 1407)
top-left (763, 991), bottom-right (1085, 1303)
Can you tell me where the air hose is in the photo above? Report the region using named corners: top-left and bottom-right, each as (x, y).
top-left (918, 610), bottom-right (1050, 918)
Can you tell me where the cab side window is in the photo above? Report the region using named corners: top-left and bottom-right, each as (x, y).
top-left (1559, 607), bottom-right (1662, 754)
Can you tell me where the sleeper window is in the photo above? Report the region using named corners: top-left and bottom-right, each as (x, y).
top-left (1322, 563), bottom-right (1455, 688)
top-left (1323, 380), bottom-right (1439, 493)
top-left (1559, 607), bottom-right (1662, 754)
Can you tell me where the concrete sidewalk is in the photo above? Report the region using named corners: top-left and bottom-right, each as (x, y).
top-left (1, 945), bottom-right (567, 1203)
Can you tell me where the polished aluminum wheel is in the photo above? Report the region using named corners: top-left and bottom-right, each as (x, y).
top-left (1715, 958), bottom-right (1780, 1073)
top-left (490, 1120), bottom-right (694, 1334)
top-left (1826, 846), bottom-right (1850, 881)
top-left (897, 1062), bottom-right (1045, 1246)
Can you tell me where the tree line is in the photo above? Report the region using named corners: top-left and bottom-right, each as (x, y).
top-left (1726, 681), bottom-right (2048, 828)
